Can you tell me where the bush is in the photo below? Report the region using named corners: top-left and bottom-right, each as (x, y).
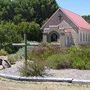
top-left (68, 46), bottom-right (90, 61)
top-left (47, 54), bottom-right (72, 69)
top-left (71, 59), bottom-right (86, 69)
top-left (28, 43), bottom-right (65, 61)
top-left (28, 45), bottom-right (90, 70)
top-left (85, 61), bottom-right (90, 70)
top-left (17, 46), bottom-right (34, 58)
top-left (20, 61), bottom-right (45, 77)
top-left (46, 46), bottom-right (90, 70)
top-left (8, 54), bottom-right (21, 64)
top-left (0, 49), bottom-right (8, 56)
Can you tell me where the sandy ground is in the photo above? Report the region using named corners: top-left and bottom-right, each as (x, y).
top-left (0, 78), bottom-right (90, 90)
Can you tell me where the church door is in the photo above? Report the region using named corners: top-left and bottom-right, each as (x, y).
top-left (51, 33), bottom-right (58, 42)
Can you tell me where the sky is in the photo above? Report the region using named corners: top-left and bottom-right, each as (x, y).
top-left (56, 0), bottom-right (90, 15)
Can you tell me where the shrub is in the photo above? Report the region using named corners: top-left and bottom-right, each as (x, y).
top-left (17, 45), bottom-right (35, 58)
top-left (71, 59), bottom-right (86, 69)
top-left (8, 54), bottom-right (21, 64)
top-left (20, 61), bottom-right (45, 77)
top-left (28, 45), bottom-right (90, 70)
top-left (68, 46), bottom-right (90, 61)
top-left (47, 54), bottom-right (72, 69)
top-left (28, 43), bottom-right (66, 61)
top-left (46, 46), bottom-right (90, 70)
top-left (0, 49), bottom-right (8, 56)
top-left (85, 61), bottom-right (90, 70)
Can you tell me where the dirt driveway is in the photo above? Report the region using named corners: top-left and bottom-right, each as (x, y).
top-left (0, 78), bottom-right (90, 90)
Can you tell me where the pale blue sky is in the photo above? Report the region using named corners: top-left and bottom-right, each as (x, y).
top-left (56, 0), bottom-right (90, 15)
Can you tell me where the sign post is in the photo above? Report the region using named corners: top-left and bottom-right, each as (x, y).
top-left (12, 33), bottom-right (39, 69)
top-left (12, 33), bottom-right (28, 69)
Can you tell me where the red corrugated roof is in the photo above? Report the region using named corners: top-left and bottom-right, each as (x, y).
top-left (61, 8), bottom-right (90, 30)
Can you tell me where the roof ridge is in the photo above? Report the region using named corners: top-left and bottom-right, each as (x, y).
top-left (60, 8), bottom-right (81, 17)
top-left (63, 9), bottom-right (90, 25)
top-left (60, 7), bottom-right (90, 29)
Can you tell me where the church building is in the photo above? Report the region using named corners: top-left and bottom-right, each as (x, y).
top-left (41, 8), bottom-right (90, 46)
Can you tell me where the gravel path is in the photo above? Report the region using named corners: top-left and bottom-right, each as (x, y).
top-left (0, 61), bottom-right (23, 76)
top-left (0, 61), bottom-right (90, 80)
top-left (45, 69), bottom-right (90, 80)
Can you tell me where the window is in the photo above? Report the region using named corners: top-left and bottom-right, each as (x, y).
top-left (86, 33), bottom-right (88, 42)
top-left (83, 32), bottom-right (85, 41)
top-left (88, 33), bottom-right (90, 42)
top-left (80, 32), bottom-right (82, 42)
top-left (66, 36), bottom-right (70, 46)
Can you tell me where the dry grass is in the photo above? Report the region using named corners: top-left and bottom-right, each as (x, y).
top-left (0, 78), bottom-right (90, 90)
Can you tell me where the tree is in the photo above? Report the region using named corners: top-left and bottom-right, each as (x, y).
top-left (0, 0), bottom-right (58, 53)
top-left (82, 15), bottom-right (90, 23)
top-left (0, 0), bottom-right (58, 25)
top-left (17, 22), bottom-right (42, 41)
top-left (0, 22), bottom-right (22, 53)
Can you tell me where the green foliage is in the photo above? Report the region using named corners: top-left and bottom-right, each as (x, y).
top-left (47, 54), bottom-right (72, 69)
top-left (46, 46), bottom-right (90, 70)
top-left (0, 22), bottom-right (22, 53)
top-left (0, 0), bottom-right (58, 53)
top-left (8, 54), bottom-right (21, 64)
top-left (0, 49), bottom-right (8, 56)
top-left (20, 61), bottom-right (45, 77)
top-left (28, 43), bottom-right (62, 61)
top-left (82, 15), bottom-right (90, 23)
top-left (72, 59), bottom-right (86, 69)
top-left (0, 0), bottom-right (58, 25)
top-left (85, 61), bottom-right (90, 70)
top-left (29, 44), bottom-right (90, 70)
top-left (68, 46), bottom-right (90, 61)
top-left (0, 21), bottom-right (41, 53)
top-left (17, 21), bottom-right (42, 41)
top-left (17, 45), bottom-right (35, 58)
